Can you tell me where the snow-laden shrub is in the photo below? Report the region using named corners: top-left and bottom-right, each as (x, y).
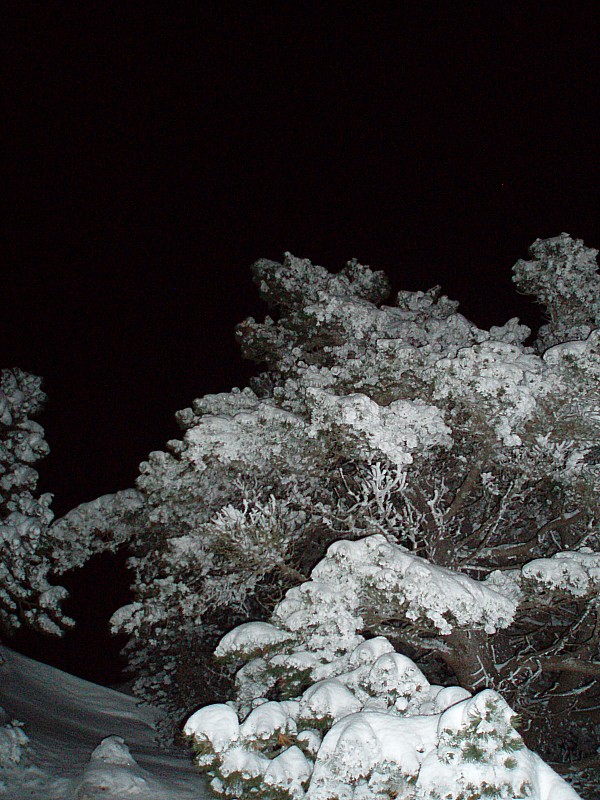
top-left (114, 241), bottom-right (600, 782)
top-left (112, 388), bottom-right (454, 711)
top-left (184, 543), bottom-right (581, 799)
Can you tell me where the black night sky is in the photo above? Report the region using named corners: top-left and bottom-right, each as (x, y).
top-left (3, 5), bottom-right (599, 683)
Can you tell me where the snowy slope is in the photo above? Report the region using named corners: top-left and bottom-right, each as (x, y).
top-left (0, 645), bottom-right (210, 799)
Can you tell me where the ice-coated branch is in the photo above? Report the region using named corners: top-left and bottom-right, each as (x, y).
top-left (49, 489), bottom-right (144, 572)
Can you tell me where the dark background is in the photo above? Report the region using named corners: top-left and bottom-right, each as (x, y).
top-left (3, 4), bottom-right (599, 684)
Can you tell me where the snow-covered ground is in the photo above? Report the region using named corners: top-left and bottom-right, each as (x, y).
top-left (0, 645), bottom-right (210, 799)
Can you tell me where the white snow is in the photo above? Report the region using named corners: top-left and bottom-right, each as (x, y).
top-left (215, 620), bottom-right (293, 660)
top-left (522, 549), bottom-right (600, 596)
top-left (365, 651), bottom-right (430, 704)
top-left (263, 745), bottom-right (312, 797)
top-left (219, 745), bottom-right (268, 780)
top-left (183, 704), bottom-right (240, 753)
top-left (310, 535), bottom-right (517, 637)
top-left (429, 340), bottom-right (553, 446)
top-left (306, 389), bottom-right (452, 465)
top-left (299, 679), bottom-right (362, 723)
top-left (313, 711), bottom-right (438, 785)
top-left (0, 716), bottom-right (28, 765)
top-left (0, 645), bottom-right (210, 799)
top-left (239, 700), bottom-right (297, 741)
top-left (347, 636), bottom-right (395, 666)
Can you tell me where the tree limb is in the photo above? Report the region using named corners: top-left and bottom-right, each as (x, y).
top-left (530, 656), bottom-right (600, 678)
top-left (536, 510), bottom-right (585, 541)
top-left (369, 624), bottom-right (452, 656)
top-left (551, 753), bottom-right (600, 775)
top-left (443, 447), bottom-right (489, 523)
top-left (471, 510), bottom-right (585, 566)
top-left (275, 560), bottom-right (308, 584)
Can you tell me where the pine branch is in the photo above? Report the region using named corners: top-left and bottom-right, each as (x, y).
top-left (369, 623), bottom-right (452, 655)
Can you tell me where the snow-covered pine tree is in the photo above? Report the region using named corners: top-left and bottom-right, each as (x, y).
top-left (113, 236), bottom-right (600, 783)
top-left (0, 368), bottom-right (144, 639)
top-left (184, 539), bottom-right (581, 799)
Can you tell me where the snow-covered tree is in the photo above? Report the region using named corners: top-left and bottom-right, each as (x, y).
top-left (0, 368), bottom-right (69, 635)
top-left (113, 239), bottom-right (600, 784)
top-left (513, 232), bottom-right (600, 352)
top-left (0, 368), bottom-right (143, 638)
top-left (183, 541), bottom-right (581, 800)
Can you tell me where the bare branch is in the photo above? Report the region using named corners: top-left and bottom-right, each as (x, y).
top-left (483, 533), bottom-right (539, 561)
top-left (274, 560), bottom-right (308, 584)
top-left (459, 484), bottom-right (517, 567)
top-left (410, 484), bottom-right (441, 541)
top-left (471, 510), bottom-right (586, 567)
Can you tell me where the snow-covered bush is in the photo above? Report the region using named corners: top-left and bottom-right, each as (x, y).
top-left (184, 542), bottom-right (581, 799)
top-left (114, 242), bottom-right (600, 784)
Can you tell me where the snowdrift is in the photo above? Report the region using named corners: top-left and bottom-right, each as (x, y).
top-left (0, 645), bottom-right (209, 799)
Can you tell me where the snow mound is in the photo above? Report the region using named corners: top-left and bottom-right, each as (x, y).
top-left (76, 736), bottom-right (150, 799)
top-left (0, 714), bottom-right (28, 764)
top-left (184, 704), bottom-right (240, 754)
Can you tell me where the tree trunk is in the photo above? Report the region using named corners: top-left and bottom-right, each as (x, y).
top-left (444, 629), bottom-right (499, 692)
